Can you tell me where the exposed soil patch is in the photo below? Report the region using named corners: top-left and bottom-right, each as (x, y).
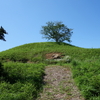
top-left (45, 53), bottom-right (64, 59)
top-left (37, 66), bottom-right (84, 100)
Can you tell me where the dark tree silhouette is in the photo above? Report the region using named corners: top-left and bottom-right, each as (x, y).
top-left (0, 26), bottom-right (8, 41)
top-left (41, 21), bottom-right (73, 43)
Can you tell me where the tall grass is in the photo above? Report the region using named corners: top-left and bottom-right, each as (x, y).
top-left (0, 62), bottom-right (45, 100)
top-left (72, 59), bottom-right (100, 100)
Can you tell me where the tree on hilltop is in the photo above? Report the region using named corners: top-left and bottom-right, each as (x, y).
top-left (0, 26), bottom-right (8, 41)
top-left (41, 21), bottom-right (73, 43)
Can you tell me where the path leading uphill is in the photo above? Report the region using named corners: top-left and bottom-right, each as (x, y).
top-left (37, 66), bottom-right (84, 100)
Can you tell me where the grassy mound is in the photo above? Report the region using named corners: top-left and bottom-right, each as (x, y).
top-left (0, 42), bottom-right (100, 100)
top-left (0, 42), bottom-right (100, 63)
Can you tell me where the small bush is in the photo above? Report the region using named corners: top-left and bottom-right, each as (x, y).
top-left (31, 57), bottom-right (43, 63)
top-left (72, 59), bottom-right (80, 66)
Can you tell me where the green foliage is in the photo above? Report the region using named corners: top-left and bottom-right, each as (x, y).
top-left (0, 62), bottom-right (8, 81)
top-left (41, 21), bottom-right (73, 43)
top-left (0, 82), bottom-right (34, 100)
top-left (0, 42), bottom-right (100, 99)
top-left (0, 26), bottom-right (8, 41)
top-left (0, 62), bottom-right (45, 99)
top-left (1, 42), bottom-right (100, 63)
top-left (72, 60), bottom-right (100, 99)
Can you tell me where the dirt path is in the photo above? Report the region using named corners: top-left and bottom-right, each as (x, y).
top-left (37, 66), bottom-right (84, 100)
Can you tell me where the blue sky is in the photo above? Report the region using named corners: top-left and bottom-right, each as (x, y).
top-left (0, 0), bottom-right (100, 51)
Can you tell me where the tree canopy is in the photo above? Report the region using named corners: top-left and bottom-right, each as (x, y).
top-left (0, 26), bottom-right (8, 41)
top-left (41, 21), bottom-right (73, 43)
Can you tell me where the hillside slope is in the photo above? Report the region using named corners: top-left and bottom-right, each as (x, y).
top-left (0, 42), bottom-right (100, 63)
top-left (0, 42), bottom-right (100, 100)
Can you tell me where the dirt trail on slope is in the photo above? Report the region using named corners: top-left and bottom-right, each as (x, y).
top-left (37, 66), bottom-right (84, 100)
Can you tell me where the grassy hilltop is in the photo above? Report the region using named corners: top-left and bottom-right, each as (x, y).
top-left (0, 42), bottom-right (100, 100)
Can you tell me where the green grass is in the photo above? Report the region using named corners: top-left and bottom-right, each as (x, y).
top-left (0, 42), bottom-right (100, 100)
top-left (0, 62), bottom-right (45, 100)
top-left (0, 42), bottom-right (100, 63)
top-left (72, 60), bottom-right (100, 100)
